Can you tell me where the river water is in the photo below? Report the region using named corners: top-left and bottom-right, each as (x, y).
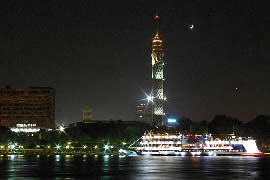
top-left (0, 155), bottom-right (269, 179)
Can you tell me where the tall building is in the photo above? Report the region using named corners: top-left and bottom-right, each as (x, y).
top-left (81, 106), bottom-right (92, 122)
top-left (136, 102), bottom-right (152, 125)
top-left (0, 86), bottom-right (55, 130)
top-left (151, 13), bottom-right (166, 126)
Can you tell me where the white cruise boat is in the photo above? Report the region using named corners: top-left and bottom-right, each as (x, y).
top-left (134, 132), bottom-right (263, 156)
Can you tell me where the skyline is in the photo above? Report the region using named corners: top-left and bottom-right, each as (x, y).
top-left (2, 1), bottom-right (270, 125)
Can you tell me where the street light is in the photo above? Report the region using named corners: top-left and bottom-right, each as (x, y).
top-left (104, 145), bottom-right (109, 150)
top-left (146, 95), bottom-right (154, 102)
top-left (56, 145), bottom-right (61, 150)
top-left (59, 126), bottom-right (65, 132)
top-left (8, 143), bottom-right (17, 150)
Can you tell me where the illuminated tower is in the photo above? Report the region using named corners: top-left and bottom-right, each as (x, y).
top-left (151, 13), bottom-right (166, 126)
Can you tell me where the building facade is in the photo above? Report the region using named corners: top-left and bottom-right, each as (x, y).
top-left (151, 13), bottom-right (166, 126)
top-left (0, 86), bottom-right (55, 129)
top-left (136, 102), bottom-right (152, 125)
top-left (81, 106), bottom-right (92, 122)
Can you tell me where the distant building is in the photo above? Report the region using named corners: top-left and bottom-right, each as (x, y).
top-left (81, 106), bottom-right (92, 122)
top-left (136, 103), bottom-right (152, 125)
top-left (0, 86), bottom-right (55, 130)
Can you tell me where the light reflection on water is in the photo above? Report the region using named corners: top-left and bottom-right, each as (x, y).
top-left (0, 155), bottom-right (269, 179)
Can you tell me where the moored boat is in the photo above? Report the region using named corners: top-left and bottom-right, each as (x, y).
top-left (133, 132), bottom-right (262, 156)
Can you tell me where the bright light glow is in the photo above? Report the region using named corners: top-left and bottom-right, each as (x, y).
top-left (83, 145), bottom-right (87, 149)
top-left (146, 95), bottom-right (154, 102)
top-left (122, 142), bottom-right (126, 145)
top-left (9, 143), bottom-right (17, 150)
top-left (66, 145), bottom-right (70, 149)
top-left (94, 145), bottom-right (98, 149)
top-left (56, 145), bottom-right (61, 149)
top-left (191, 152), bottom-right (201, 156)
top-left (11, 127), bottom-right (40, 133)
top-left (110, 146), bottom-right (114, 148)
top-left (59, 126), bottom-right (65, 132)
top-left (168, 119), bottom-right (177, 123)
top-left (119, 149), bottom-right (127, 153)
top-left (104, 145), bottom-right (109, 150)
top-left (16, 123), bottom-right (36, 127)
top-left (242, 140), bottom-right (259, 153)
top-left (208, 152), bottom-right (216, 156)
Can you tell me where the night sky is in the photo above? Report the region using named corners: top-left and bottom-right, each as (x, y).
top-left (2, 0), bottom-right (270, 125)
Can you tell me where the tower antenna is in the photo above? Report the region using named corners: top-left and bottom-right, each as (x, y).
top-left (155, 12), bottom-right (159, 35)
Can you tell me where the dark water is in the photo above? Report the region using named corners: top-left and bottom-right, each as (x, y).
top-left (0, 155), bottom-right (269, 179)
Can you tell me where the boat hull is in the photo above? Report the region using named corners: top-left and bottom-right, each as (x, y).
top-left (137, 151), bottom-right (264, 156)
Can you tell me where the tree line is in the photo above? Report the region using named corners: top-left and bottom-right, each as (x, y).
top-left (0, 114), bottom-right (269, 152)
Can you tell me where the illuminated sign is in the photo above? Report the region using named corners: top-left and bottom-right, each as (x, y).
top-left (11, 128), bottom-right (40, 133)
top-left (168, 118), bottom-right (177, 123)
top-left (16, 124), bottom-right (36, 127)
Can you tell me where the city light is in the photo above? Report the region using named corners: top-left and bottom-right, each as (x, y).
top-left (10, 127), bottom-right (40, 133)
top-left (146, 95), bottom-right (154, 102)
top-left (8, 143), bottom-right (17, 150)
top-left (94, 145), bottom-right (98, 149)
top-left (104, 145), bottom-right (109, 150)
top-left (83, 145), bottom-right (87, 149)
top-left (119, 149), bottom-right (127, 153)
top-left (168, 118), bottom-right (177, 123)
top-left (56, 145), bottom-right (61, 149)
top-left (58, 126), bottom-right (65, 132)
